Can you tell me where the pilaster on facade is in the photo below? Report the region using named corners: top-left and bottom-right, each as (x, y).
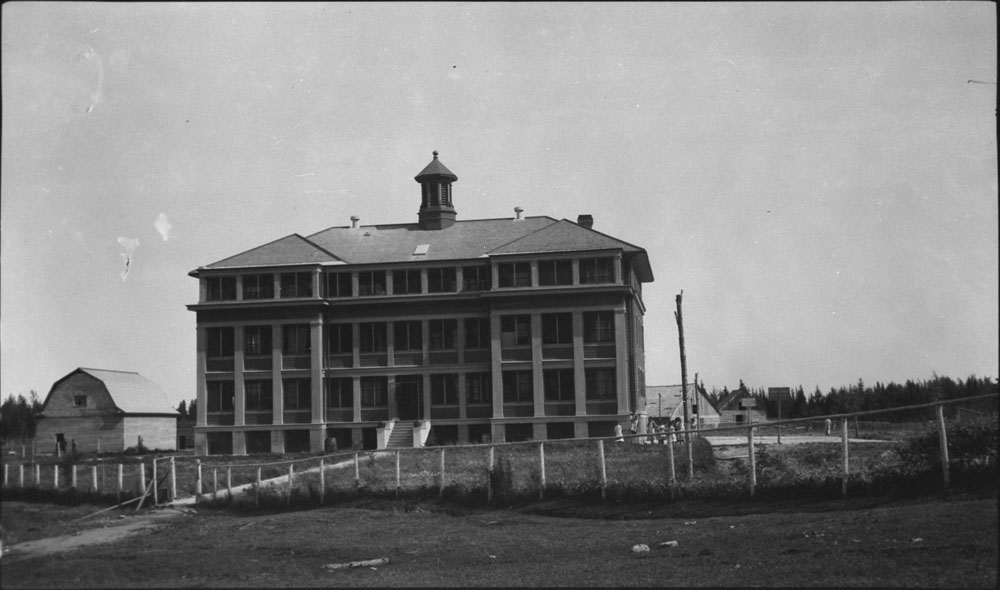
top-left (490, 314), bottom-right (504, 420)
top-left (531, 313), bottom-right (545, 418)
top-left (614, 307), bottom-right (629, 414)
top-left (233, 325), bottom-right (246, 427)
top-left (195, 326), bottom-right (208, 428)
top-left (422, 373), bottom-right (432, 421)
top-left (271, 324), bottom-right (283, 425)
top-left (572, 312), bottom-right (587, 416)
top-left (352, 377), bottom-right (362, 422)
top-left (310, 317), bottom-right (324, 424)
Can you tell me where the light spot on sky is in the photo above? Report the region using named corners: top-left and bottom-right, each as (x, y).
top-left (117, 237), bottom-right (140, 282)
top-left (155, 213), bottom-right (173, 241)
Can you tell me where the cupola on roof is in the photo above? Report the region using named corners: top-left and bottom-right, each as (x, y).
top-left (414, 150), bottom-right (458, 182)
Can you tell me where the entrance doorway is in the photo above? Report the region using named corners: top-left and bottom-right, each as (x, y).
top-left (394, 375), bottom-right (422, 421)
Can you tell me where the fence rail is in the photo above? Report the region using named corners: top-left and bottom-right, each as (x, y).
top-left (3, 394), bottom-right (996, 507)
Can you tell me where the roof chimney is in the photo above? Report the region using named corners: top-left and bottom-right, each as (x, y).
top-left (577, 214), bottom-right (593, 229)
top-left (514, 207), bottom-right (524, 220)
top-left (350, 215), bottom-right (360, 228)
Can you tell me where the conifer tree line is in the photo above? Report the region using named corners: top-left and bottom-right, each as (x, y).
top-left (706, 374), bottom-right (998, 421)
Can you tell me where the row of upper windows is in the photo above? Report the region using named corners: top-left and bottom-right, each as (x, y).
top-left (205, 312), bottom-right (615, 358)
top-left (205, 366), bottom-right (615, 413)
top-left (202, 257), bottom-right (618, 302)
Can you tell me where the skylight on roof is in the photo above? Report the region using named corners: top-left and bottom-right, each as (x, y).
top-left (413, 244), bottom-right (430, 256)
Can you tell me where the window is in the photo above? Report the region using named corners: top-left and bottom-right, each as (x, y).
top-left (358, 271), bottom-right (386, 296)
top-left (498, 262), bottom-right (531, 288)
top-left (245, 381), bottom-right (273, 411)
top-left (583, 311), bottom-right (614, 343)
top-left (359, 322), bottom-right (387, 353)
top-left (500, 315), bottom-right (531, 347)
top-left (464, 318), bottom-right (490, 349)
top-left (392, 269), bottom-right (421, 295)
top-left (462, 266), bottom-right (491, 291)
top-left (538, 260), bottom-right (573, 286)
top-left (585, 368), bottom-right (616, 401)
top-left (502, 371), bottom-right (533, 403)
top-left (429, 319), bottom-right (457, 350)
top-left (579, 257), bottom-right (615, 284)
top-left (465, 373), bottom-right (492, 405)
top-left (427, 267), bottom-right (457, 293)
top-left (544, 369), bottom-right (575, 402)
top-left (325, 272), bottom-right (352, 298)
top-left (283, 378), bottom-right (311, 410)
top-left (206, 276), bottom-right (236, 301)
top-left (242, 274), bottom-right (273, 299)
top-left (244, 326), bottom-right (272, 357)
top-left (327, 323), bottom-right (352, 355)
top-left (280, 272), bottom-right (313, 298)
top-left (282, 324), bottom-right (311, 355)
top-left (431, 374), bottom-right (458, 405)
top-left (206, 327), bottom-right (234, 357)
top-left (360, 376), bottom-right (388, 407)
top-left (394, 320), bottom-right (423, 351)
top-left (541, 313), bottom-right (573, 345)
top-left (207, 381), bottom-right (235, 412)
top-left (73, 395), bottom-right (87, 408)
top-left (327, 378), bottom-right (353, 408)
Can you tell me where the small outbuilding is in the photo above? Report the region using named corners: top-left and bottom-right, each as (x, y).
top-left (645, 383), bottom-right (721, 429)
top-left (35, 368), bottom-right (179, 454)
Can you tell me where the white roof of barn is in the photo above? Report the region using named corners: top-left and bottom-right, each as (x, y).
top-left (52, 368), bottom-right (178, 415)
top-left (645, 384), bottom-right (719, 419)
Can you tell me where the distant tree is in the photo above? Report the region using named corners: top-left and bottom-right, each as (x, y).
top-left (176, 400), bottom-right (188, 416)
top-left (187, 399), bottom-right (197, 419)
top-left (0, 391), bottom-right (43, 441)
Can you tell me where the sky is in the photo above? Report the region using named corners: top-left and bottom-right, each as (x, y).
top-left (2, 2), bottom-right (997, 409)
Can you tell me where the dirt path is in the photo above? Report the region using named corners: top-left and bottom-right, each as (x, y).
top-left (2, 506), bottom-right (193, 562)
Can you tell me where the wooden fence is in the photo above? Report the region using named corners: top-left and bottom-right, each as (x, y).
top-left (2, 394), bottom-right (996, 505)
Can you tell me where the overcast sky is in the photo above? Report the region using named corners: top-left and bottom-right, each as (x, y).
top-left (2, 2), bottom-right (997, 408)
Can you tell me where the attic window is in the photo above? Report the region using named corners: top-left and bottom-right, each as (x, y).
top-left (413, 244), bottom-right (430, 256)
top-left (73, 395), bottom-right (87, 408)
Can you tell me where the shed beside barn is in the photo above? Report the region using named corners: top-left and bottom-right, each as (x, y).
top-left (644, 384), bottom-right (721, 429)
top-left (35, 368), bottom-right (179, 454)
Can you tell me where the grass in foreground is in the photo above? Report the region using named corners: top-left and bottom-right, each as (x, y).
top-left (1, 493), bottom-right (996, 588)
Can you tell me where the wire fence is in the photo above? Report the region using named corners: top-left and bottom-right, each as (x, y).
top-left (2, 394), bottom-right (996, 508)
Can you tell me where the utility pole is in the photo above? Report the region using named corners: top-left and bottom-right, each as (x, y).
top-left (675, 291), bottom-right (694, 479)
top-left (675, 291), bottom-right (690, 441)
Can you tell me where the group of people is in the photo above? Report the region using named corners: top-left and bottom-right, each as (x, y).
top-left (614, 414), bottom-right (697, 444)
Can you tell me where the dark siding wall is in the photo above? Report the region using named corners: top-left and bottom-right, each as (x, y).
top-left (36, 415), bottom-right (125, 454)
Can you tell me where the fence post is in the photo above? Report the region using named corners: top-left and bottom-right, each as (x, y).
top-left (936, 404), bottom-right (950, 490)
top-left (841, 418), bottom-right (850, 496)
top-left (53, 464), bottom-right (59, 490)
top-left (196, 460), bottom-right (202, 502)
top-left (213, 468), bottom-right (219, 505)
top-left (139, 462), bottom-right (146, 496)
top-left (117, 464), bottom-right (124, 503)
top-left (487, 445), bottom-right (495, 504)
top-left (319, 458), bottom-right (325, 506)
top-left (170, 456), bottom-right (177, 502)
top-left (354, 452), bottom-right (360, 495)
top-left (19, 464), bottom-right (24, 488)
top-left (287, 463), bottom-right (294, 506)
top-left (35, 464), bottom-right (41, 487)
top-left (152, 459), bottom-right (158, 505)
top-left (72, 464), bottom-right (78, 490)
top-left (667, 432), bottom-right (677, 488)
top-left (395, 450), bottom-right (401, 497)
top-left (226, 467), bottom-right (232, 500)
top-left (686, 434), bottom-right (694, 480)
top-left (92, 465), bottom-right (98, 492)
top-left (4, 463), bottom-right (8, 486)
top-left (747, 426), bottom-right (756, 497)
top-left (439, 448), bottom-right (446, 499)
top-left (256, 467), bottom-right (261, 508)
top-left (598, 439), bottom-right (607, 501)
top-left (538, 442), bottom-right (546, 500)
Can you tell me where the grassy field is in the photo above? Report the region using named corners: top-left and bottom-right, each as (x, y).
top-left (1, 493), bottom-right (996, 588)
